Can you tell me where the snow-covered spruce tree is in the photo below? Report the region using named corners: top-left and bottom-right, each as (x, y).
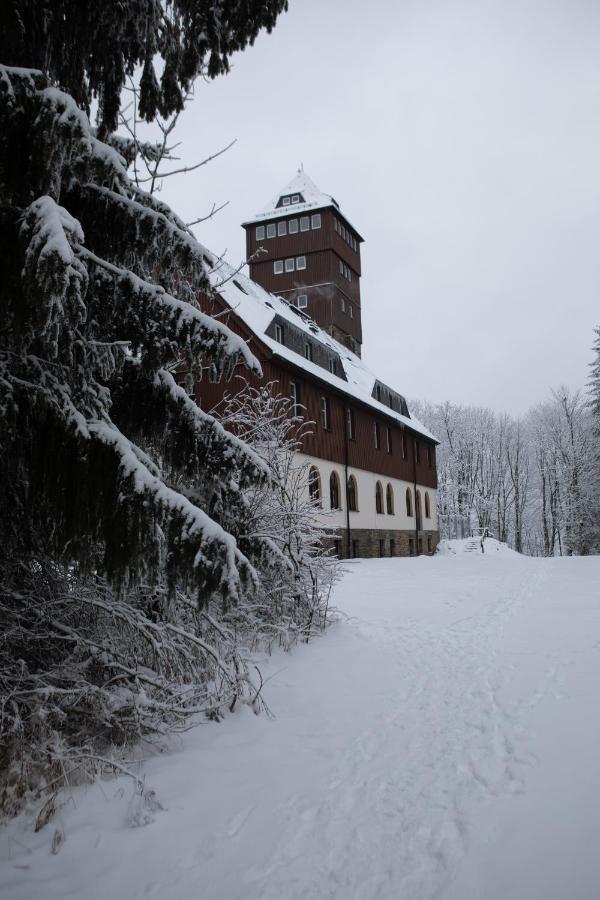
top-left (213, 383), bottom-right (340, 651)
top-left (0, 2), bottom-right (288, 815)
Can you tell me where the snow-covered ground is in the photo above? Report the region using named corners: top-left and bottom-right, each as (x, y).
top-left (2, 541), bottom-right (600, 899)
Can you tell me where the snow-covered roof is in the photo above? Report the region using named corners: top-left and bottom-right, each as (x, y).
top-left (206, 254), bottom-right (436, 443)
top-left (242, 170), bottom-right (364, 240)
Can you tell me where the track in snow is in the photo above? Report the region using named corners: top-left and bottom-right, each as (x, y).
top-left (2, 545), bottom-right (600, 900)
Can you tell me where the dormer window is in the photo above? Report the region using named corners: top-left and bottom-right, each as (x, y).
top-left (266, 223), bottom-right (276, 239)
top-left (328, 358), bottom-right (336, 374)
top-left (275, 323), bottom-right (284, 344)
top-left (256, 225), bottom-right (265, 240)
top-left (282, 197), bottom-right (290, 206)
top-left (285, 258), bottom-right (294, 272)
top-left (292, 194), bottom-right (300, 203)
top-left (305, 342), bottom-right (313, 362)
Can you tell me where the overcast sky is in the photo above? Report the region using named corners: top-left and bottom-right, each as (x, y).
top-left (155, 0), bottom-right (600, 415)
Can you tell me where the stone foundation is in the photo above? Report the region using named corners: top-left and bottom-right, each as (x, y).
top-left (325, 529), bottom-right (439, 559)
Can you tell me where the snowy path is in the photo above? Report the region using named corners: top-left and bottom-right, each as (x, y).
top-left (2, 546), bottom-right (600, 899)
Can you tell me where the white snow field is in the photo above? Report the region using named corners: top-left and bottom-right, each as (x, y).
top-left (2, 541), bottom-right (600, 900)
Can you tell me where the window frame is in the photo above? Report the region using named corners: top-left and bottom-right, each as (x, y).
top-left (386, 483), bottom-right (395, 515)
top-left (374, 420), bottom-right (380, 449)
top-left (308, 466), bottom-right (321, 505)
top-left (266, 223), bottom-right (276, 239)
top-left (255, 225), bottom-right (265, 241)
top-left (289, 218), bottom-right (299, 234)
top-left (274, 323), bottom-right (284, 344)
top-left (292, 194), bottom-right (300, 204)
top-left (311, 213), bottom-right (322, 230)
top-left (273, 260), bottom-right (284, 275)
top-left (290, 381), bottom-right (301, 417)
top-left (406, 488), bottom-right (413, 517)
top-left (305, 342), bottom-right (313, 362)
top-left (285, 257), bottom-right (295, 273)
top-left (278, 220), bottom-right (287, 237)
top-left (386, 426), bottom-right (393, 454)
top-left (300, 216), bottom-right (310, 232)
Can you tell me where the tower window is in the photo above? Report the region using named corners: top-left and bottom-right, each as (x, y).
top-left (296, 256), bottom-right (306, 270)
top-left (278, 221), bottom-right (287, 236)
top-left (285, 258), bottom-right (295, 272)
top-left (297, 294), bottom-right (308, 309)
top-left (402, 433), bottom-right (407, 458)
top-left (266, 223), bottom-right (276, 239)
top-left (275, 323), bottom-right (284, 344)
top-left (300, 216), bottom-right (310, 232)
top-left (256, 225), bottom-right (265, 240)
top-left (311, 213), bottom-right (321, 229)
top-left (289, 219), bottom-right (298, 234)
top-left (273, 260), bottom-right (283, 275)
top-left (305, 342), bottom-right (313, 362)
top-left (292, 194), bottom-right (300, 203)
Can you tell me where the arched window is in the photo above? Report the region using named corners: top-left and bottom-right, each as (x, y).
top-left (375, 481), bottom-right (384, 514)
top-left (406, 488), bottom-right (413, 517)
top-left (308, 466), bottom-right (321, 505)
top-left (416, 490), bottom-right (422, 528)
top-left (425, 492), bottom-right (431, 519)
top-left (329, 471), bottom-right (341, 510)
top-left (347, 475), bottom-right (358, 512)
top-left (386, 483), bottom-right (394, 515)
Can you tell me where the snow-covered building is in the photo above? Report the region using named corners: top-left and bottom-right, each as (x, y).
top-left (196, 172), bottom-right (439, 558)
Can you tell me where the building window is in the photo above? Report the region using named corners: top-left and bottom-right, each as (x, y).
top-left (297, 294), bottom-right (308, 309)
top-left (289, 219), bottom-right (298, 234)
top-left (292, 194), bottom-right (300, 203)
top-left (256, 225), bottom-right (265, 240)
top-left (349, 304), bottom-right (353, 318)
top-left (274, 323), bottom-right (284, 344)
top-left (379, 539), bottom-right (385, 558)
top-left (389, 539), bottom-right (395, 557)
top-left (376, 385), bottom-right (381, 403)
top-left (386, 483), bottom-right (394, 515)
top-left (347, 475), bottom-right (358, 512)
top-left (328, 358), bottom-right (336, 374)
top-left (402, 433), bottom-right (407, 459)
top-left (296, 255), bottom-right (306, 270)
top-left (290, 381), bottom-right (300, 417)
top-left (320, 395), bottom-right (330, 429)
top-left (418, 537), bottom-right (423, 555)
top-left (375, 481), bottom-right (384, 514)
top-left (334, 539), bottom-right (341, 558)
top-left (406, 488), bottom-right (413, 517)
top-left (339, 260), bottom-right (344, 275)
top-left (330, 471), bottom-right (341, 510)
top-left (346, 407), bottom-right (355, 440)
top-left (266, 223), bottom-right (276, 239)
top-left (300, 216), bottom-right (310, 232)
top-left (352, 539), bottom-right (359, 558)
top-left (374, 421), bottom-right (380, 449)
top-left (425, 492), bottom-right (431, 519)
top-left (285, 257), bottom-right (295, 273)
top-left (278, 220), bottom-right (287, 236)
top-left (340, 297), bottom-right (345, 313)
top-left (386, 426), bottom-right (392, 454)
top-left (305, 342), bottom-right (313, 362)
top-left (308, 466), bottom-right (321, 504)
top-left (273, 260), bottom-right (283, 275)
top-left (311, 213), bottom-right (321, 229)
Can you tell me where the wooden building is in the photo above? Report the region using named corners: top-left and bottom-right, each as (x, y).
top-left (195, 171), bottom-right (439, 558)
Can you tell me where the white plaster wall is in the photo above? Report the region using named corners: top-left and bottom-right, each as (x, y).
top-left (295, 452), bottom-right (438, 532)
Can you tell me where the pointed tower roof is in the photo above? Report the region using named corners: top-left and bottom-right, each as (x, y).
top-left (242, 168), bottom-right (363, 239)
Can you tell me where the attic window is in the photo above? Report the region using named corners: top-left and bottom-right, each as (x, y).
top-left (292, 194), bottom-right (300, 203)
top-left (267, 223), bottom-right (276, 239)
top-left (296, 256), bottom-right (306, 270)
top-left (328, 358), bottom-right (336, 374)
top-left (282, 197), bottom-right (290, 206)
top-left (289, 219), bottom-right (298, 234)
top-left (285, 258), bottom-right (295, 273)
top-left (274, 323), bottom-right (284, 344)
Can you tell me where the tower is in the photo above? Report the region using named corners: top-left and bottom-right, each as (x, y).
top-left (242, 170), bottom-right (364, 355)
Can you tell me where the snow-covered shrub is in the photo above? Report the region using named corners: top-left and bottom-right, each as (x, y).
top-left (213, 383), bottom-right (340, 651)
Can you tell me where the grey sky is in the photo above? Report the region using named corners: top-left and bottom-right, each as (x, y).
top-left (156, 0), bottom-right (600, 415)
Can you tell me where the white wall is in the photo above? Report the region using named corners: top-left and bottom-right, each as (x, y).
top-left (296, 452), bottom-right (438, 532)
